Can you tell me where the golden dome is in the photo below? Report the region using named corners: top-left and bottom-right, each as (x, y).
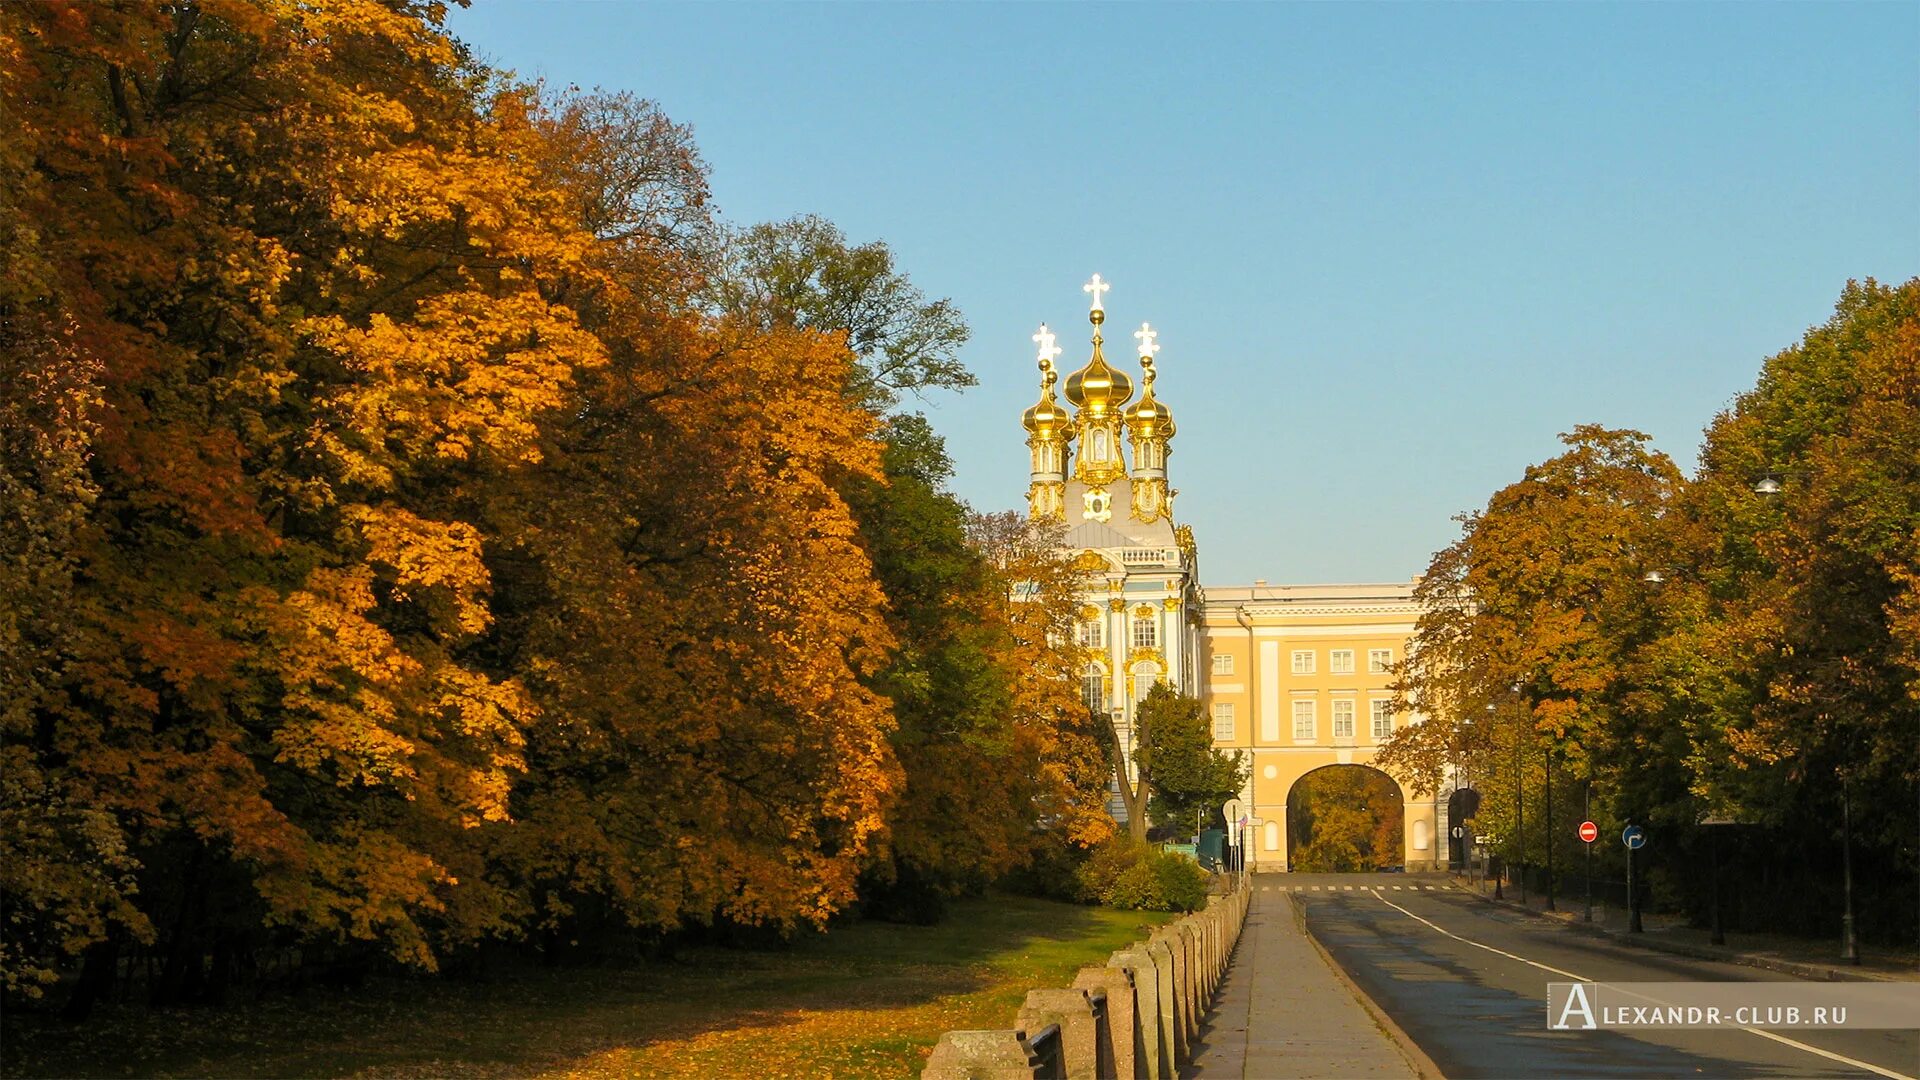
top-left (1023, 369), bottom-right (1071, 438)
top-left (1063, 315), bottom-right (1134, 418)
top-left (1126, 360), bottom-right (1175, 439)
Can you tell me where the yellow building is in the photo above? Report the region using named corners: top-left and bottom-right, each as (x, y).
top-left (1198, 582), bottom-right (1439, 871)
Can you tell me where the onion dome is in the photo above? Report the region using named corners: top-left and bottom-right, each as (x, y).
top-left (1125, 322), bottom-right (1174, 438)
top-left (1126, 362), bottom-right (1176, 440)
top-left (1063, 310), bottom-right (1134, 418)
top-left (1023, 368), bottom-right (1071, 438)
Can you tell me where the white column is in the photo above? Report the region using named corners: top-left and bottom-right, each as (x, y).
top-left (1258, 640), bottom-right (1281, 742)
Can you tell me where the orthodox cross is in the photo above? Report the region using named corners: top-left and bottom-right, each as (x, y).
top-left (1033, 323), bottom-right (1062, 368)
top-left (1134, 322), bottom-right (1160, 360)
top-left (1083, 273), bottom-right (1109, 313)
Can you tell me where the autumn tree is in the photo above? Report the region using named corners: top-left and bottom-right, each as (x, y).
top-left (1288, 767), bottom-right (1404, 873)
top-left (1380, 427), bottom-right (1686, 868)
top-left (1666, 279), bottom-right (1920, 938)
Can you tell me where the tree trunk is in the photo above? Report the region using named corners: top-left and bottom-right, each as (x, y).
top-left (1114, 747), bottom-right (1150, 843)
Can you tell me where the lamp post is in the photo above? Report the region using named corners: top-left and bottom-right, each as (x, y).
top-left (1486, 703), bottom-right (1503, 900)
top-left (1752, 476), bottom-right (1863, 966)
top-left (1842, 778), bottom-right (1860, 965)
top-left (1544, 742), bottom-right (1555, 912)
top-left (1509, 684), bottom-right (1527, 908)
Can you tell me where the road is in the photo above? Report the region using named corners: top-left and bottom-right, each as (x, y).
top-left (1265, 872), bottom-right (1920, 1079)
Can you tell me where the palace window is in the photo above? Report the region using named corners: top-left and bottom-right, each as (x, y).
top-left (1330, 649), bottom-right (1355, 674)
top-left (1332, 700), bottom-right (1356, 738)
top-left (1132, 615), bottom-right (1157, 649)
top-left (1078, 618), bottom-right (1104, 649)
top-left (1369, 648), bottom-right (1393, 674)
top-left (1081, 664), bottom-right (1106, 713)
top-left (1212, 703), bottom-right (1235, 741)
top-left (1132, 662), bottom-right (1159, 704)
top-left (1371, 700), bottom-right (1394, 740)
top-left (1292, 700), bottom-right (1315, 740)
top-left (1291, 649), bottom-right (1314, 675)
top-left (1212, 653), bottom-right (1234, 676)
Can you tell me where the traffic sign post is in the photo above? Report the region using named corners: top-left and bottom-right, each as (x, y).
top-left (1622, 825), bottom-right (1647, 933)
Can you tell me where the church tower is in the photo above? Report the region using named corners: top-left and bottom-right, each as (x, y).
top-left (1124, 323), bottom-right (1176, 523)
top-left (1023, 275), bottom-right (1205, 827)
top-left (1022, 326), bottom-right (1070, 522)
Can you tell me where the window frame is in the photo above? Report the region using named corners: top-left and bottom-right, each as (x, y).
top-left (1291, 699), bottom-right (1315, 741)
top-left (1370, 699), bottom-right (1394, 740)
top-left (1291, 649), bottom-right (1314, 675)
top-left (1330, 649), bottom-right (1355, 675)
top-left (1211, 652), bottom-right (1234, 676)
top-left (1368, 648), bottom-right (1393, 674)
top-left (1332, 699), bottom-right (1356, 739)
top-left (1212, 702), bottom-right (1235, 742)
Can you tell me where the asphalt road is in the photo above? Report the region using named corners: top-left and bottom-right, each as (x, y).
top-left (1270, 872), bottom-right (1920, 1079)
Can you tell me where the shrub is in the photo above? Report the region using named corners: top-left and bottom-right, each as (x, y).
top-left (1073, 838), bottom-right (1210, 912)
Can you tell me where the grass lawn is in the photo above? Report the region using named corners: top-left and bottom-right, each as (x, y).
top-left (2, 894), bottom-right (1171, 1079)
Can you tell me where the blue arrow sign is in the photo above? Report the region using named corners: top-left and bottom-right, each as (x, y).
top-left (1622, 825), bottom-right (1647, 850)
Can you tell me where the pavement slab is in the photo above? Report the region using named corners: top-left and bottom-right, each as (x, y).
top-left (1189, 888), bottom-right (1421, 1079)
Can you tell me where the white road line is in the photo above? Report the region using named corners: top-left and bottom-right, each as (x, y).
top-left (1344, 885), bottom-right (1355, 891)
top-left (1392, 885), bottom-right (1403, 890)
top-left (1366, 889), bottom-right (1916, 1080)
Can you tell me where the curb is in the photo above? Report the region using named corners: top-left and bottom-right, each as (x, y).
top-left (1448, 877), bottom-right (1913, 984)
top-left (1290, 893), bottom-right (1446, 1080)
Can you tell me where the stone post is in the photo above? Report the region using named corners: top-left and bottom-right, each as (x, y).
top-left (1145, 934), bottom-right (1184, 1069)
top-left (922, 1029), bottom-right (1041, 1080)
top-left (1111, 946), bottom-right (1167, 1079)
top-left (1016, 988), bottom-right (1099, 1080)
top-left (1075, 964), bottom-right (1135, 1080)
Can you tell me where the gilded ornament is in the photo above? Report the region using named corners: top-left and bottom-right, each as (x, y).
top-left (1109, 598), bottom-right (1125, 612)
top-left (1126, 646), bottom-right (1166, 669)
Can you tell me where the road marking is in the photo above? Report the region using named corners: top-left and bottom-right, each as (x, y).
top-left (1392, 885), bottom-right (1403, 890)
top-left (1366, 889), bottom-right (1917, 1080)
top-left (1426, 886), bottom-right (1437, 890)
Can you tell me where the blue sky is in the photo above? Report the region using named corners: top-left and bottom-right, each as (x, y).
top-left (447, 2), bottom-right (1919, 585)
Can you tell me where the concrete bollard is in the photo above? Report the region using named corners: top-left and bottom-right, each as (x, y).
top-left (1145, 934), bottom-right (1185, 1070)
top-left (1113, 945), bottom-right (1169, 1079)
top-left (1075, 965), bottom-right (1136, 1080)
top-left (1176, 920), bottom-right (1202, 1042)
top-left (1017, 988), bottom-right (1100, 1080)
top-left (922, 1029), bottom-right (1042, 1080)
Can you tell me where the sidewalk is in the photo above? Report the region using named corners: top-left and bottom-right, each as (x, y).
top-left (1450, 873), bottom-right (1920, 983)
top-left (1188, 890), bottom-right (1425, 1079)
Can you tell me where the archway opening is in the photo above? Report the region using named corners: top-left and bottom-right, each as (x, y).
top-left (1287, 765), bottom-right (1404, 872)
top-left (1446, 787), bottom-right (1481, 870)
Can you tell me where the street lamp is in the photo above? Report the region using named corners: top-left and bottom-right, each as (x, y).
top-left (1486, 703), bottom-right (1503, 900)
top-left (1752, 476), bottom-right (1861, 965)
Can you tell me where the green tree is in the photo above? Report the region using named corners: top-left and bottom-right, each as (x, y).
top-left (1132, 684), bottom-right (1249, 842)
top-left (713, 214), bottom-right (972, 412)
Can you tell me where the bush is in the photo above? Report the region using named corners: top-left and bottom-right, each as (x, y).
top-left (1072, 837), bottom-right (1210, 912)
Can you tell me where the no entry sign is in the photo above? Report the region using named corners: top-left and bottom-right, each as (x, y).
top-left (1577, 820), bottom-right (1599, 843)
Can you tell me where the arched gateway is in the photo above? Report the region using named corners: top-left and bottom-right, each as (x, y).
top-left (1287, 764), bottom-right (1405, 871)
top-left (1195, 581), bottom-right (1440, 872)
